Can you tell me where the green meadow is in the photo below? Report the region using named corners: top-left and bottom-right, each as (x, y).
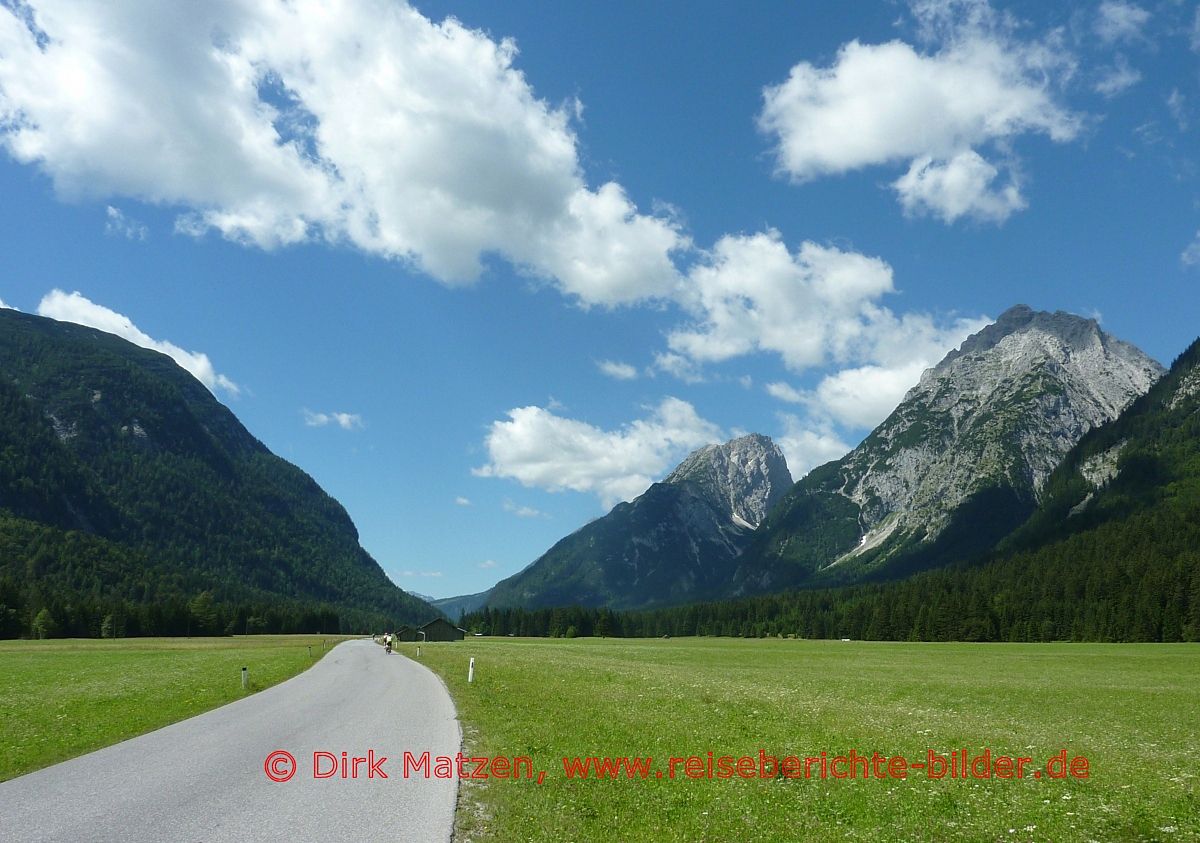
top-left (409, 637), bottom-right (1200, 842)
top-left (0, 635), bottom-right (347, 782)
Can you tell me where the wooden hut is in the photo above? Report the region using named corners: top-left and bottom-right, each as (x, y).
top-left (419, 618), bottom-right (466, 641)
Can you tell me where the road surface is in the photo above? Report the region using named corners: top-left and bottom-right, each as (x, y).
top-left (0, 639), bottom-right (460, 842)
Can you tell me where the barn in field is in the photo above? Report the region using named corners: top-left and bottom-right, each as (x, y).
top-left (420, 618), bottom-right (466, 641)
top-left (395, 626), bottom-right (418, 642)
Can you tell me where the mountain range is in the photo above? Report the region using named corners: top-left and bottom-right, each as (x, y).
top-left (452, 305), bottom-right (1167, 614)
top-left (0, 309), bottom-right (435, 637)
top-left (465, 320), bottom-right (1200, 642)
top-left (4, 300), bottom-right (1192, 642)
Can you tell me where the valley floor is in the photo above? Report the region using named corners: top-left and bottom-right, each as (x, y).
top-left (410, 637), bottom-right (1199, 842)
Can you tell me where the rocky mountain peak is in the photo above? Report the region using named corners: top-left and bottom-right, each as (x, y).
top-left (486, 433), bottom-right (793, 610)
top-left (665, 433), bottom-right (792, 528)
top-left (733, 305), bottom-right (1166, 596)
top-left (850, 306), bottom-right (1164, 541)
top-left (913, 305), bottom-right (1162, 425)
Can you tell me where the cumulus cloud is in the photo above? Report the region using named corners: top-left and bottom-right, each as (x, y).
top-left (893, 150), bottom-right (1025, 223)
top-left (475, 397), bottom-right (722, 507)
top-left (596, 359), bottom-right (639, 380)
top-left (104, 205), bottom-right (147, 240)
top-left (0, 298), bottom-right (15, 310)
top-left (36, 289), bottom-right (239, 394)
top-left (4, 0), bottom-right (986, 407)
top-left (303, 409), bottom-right (363, 430)
top-left (478, 559), bottom-right (498, 569)
top-left (808, 362), bottom-right (932, 429)
top-left (666, 230), bottom-right (985, 380)
top-left (760, 298), bottom-right (987, 434)
top-left (775, 415), bottom-right (852, 481)
top-left (766, 361), bottom-right (960, 430)
top-left (669, 232), bottom-right (895, 370)
top-left (758, 0), bottom-right (1079, 222)
top-left (454, 496), bottom-right (472, 507)
top-left (0, 0), bottom-right (685, 306)
top-left (1094, 1), bottom-right (1150, 44)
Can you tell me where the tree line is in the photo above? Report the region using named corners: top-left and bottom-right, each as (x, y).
top-left (463, 516), bottom-right (1200, 642)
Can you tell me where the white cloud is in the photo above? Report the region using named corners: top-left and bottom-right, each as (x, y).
top-left (809, 362), bottom-right (932, 429)
top-left (36, 289), bottom-right (239, 395)
top-left (1093, 55), bottom-right (1142, 98)
top-left (893, 150), bottom-right (1025, 223)
top-left (667, 231), bottom-right (985, 379)
top-left (104, 205), bottom-right (147, 240)
top-left (1094, 1), bottom-right (1150, 44)
top-left (399, 570), bottom-right (443, 578)
top-left (502, 499), bottom-right (546, 519)
top-left (669, 232), bottom-right (895, 370)
top-left (758, 0), bottom-right (1079, 222)
top-left (764, 304), bottom-right (987, 436)
top-left (478, 559), bottom-right (498, 569)
top-left (454, 496), bottom-right (472, 507)
top-left (475, 397), bottom-right (722, 507)
top-left (775, 415), bottom-right (852, 481)
top-left (766, 381), bottom-right (805, 403)
top-left (0, 298), bottom-right (14, 310)
top-left (596, 359), bottom-right (639, 380)
top-left (3, 1), bottom-right (995, 397)
top-left (651, 351), bottom-right (705, 383)
top-left (303, 409), bottom-right (363, 430)
top-left (658, 230), bottom-right (985, 432)
top-left (1183, 230), bottom-right (1200, 267)
top-left (0, 0), bottom-right (685, 307)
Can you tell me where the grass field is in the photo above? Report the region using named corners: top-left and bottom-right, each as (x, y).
top-left (408, 637), bottom-right (1200, 842)
top-left (0, 634), bottom-right (348, 782)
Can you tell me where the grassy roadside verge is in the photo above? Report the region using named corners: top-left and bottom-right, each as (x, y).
top-left (408, 637), bottom-right (1199, 842)
top-left (0, 634), bottom-right (350, 781)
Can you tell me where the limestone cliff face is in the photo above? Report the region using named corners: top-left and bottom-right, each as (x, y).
top-left (664, 433), bottom-right (793, 528)
top-left (735, 305), bottom-right (1164, 592)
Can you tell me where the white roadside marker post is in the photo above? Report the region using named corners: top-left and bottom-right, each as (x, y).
top-left (241, 666), bottom-right (248, 690)
top-left (468, 657), bottom-right (475, 683)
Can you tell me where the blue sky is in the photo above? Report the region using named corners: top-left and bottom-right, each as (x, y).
top-left (1, 0), bottom-right (1198, 599)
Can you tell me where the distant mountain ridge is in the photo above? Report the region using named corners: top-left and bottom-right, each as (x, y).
top-left (485, 434), bottom-right (792, 610)
top-left (732, 305), bottom-right (1164, 594)
top-left (431, 590), bottom-right (492, 620)
top-left (0, 309), bottom-right (435, 637)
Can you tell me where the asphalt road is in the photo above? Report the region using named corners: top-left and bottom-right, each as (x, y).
top-left (0, 639), bottom-right (460, 842)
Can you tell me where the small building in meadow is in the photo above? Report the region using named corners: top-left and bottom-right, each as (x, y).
top-left (395, 626), bottom-right (418, 642)
top-left (419, 618), bottom-right (466, 642)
